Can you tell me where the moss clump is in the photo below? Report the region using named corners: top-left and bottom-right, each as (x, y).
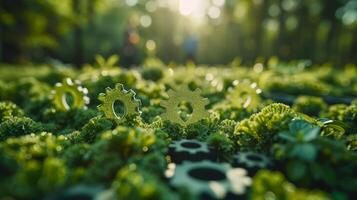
top-left (112, 164), bottom-right (180, 200)
top-left (0, 133), bottom-right (69, 199)
top-left (0, 116), bottom-right (44, 141)
top-left (77, 116), bottom-right (114, 143)
top-left (141, 67), bottom-right (164, 82)
top-left (0, 101), bottom-right (24, 122)
top-left (234, 103), bottom-right (297, 150)
top-left (251, 170), bottom-right (330, 200)
top-left (293, 96), bottom-right (327, 116)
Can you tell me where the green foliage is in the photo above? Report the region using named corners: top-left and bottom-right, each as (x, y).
top-left (141, 67), bottom-right (164, 82)
top-left (234, 103), bottom-right (297, 150)
top-left (272, 120), bottom-right (357, 195)
top-left (77, 116), bottom-right (114, 143)
top-left (323, 104), bottom-right (357, 134)
top-left (1, 63), bottom-right (357, 199)
top-left (112, 164), bottom-right (180, 200)
top-left (206, 132), bottom-right (234, 161)
top-left (82, 126), bottom-right (160, 182)
top-left (0, 116), bottom-right (44, 141)
top-left (251, 170), bottom-right (330, 200)
top-left (0, 101), bottom-right (24, 122)
top-left (0, 133), bottom-right (70, 199)
top-left (346, 134), bottom-right (357, 151)
top-left (293, 96), bottom-right (327, 116)
top-left (260, 72), bottom-right (330, 96)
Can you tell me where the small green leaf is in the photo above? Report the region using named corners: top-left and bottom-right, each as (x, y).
top-left (291, 143), bottom-right (317, 161)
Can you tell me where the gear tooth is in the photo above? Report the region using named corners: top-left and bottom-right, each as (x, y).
top-left (97, 105), bottom-right (103, 111)
top-left (105, 87), bottom-right (112, 92)
top-left (75, 80), bottom-right (82, 85)
top-left (98, 93), bottom-right (106, 101)
top-left (127, 90), bottom-right (135, 98)
top-left (203, 98), bottom-right (210, 105)
top-left (167, 89), bottom-right (175, 96)
top-left (82, 88), bottom-right (89, 94)
top-left (134, 99), bottom-right (141, 107)
top-left (193, 88), bottom-right (202, 93)
top-left (84, 96), bottom-right (90, 104)
top-left (115, 83), bottom-right (125, 91)
top-left (65, 78), bottom-right (74, 86)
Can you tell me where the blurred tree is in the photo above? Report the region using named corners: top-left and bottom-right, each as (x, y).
top-left (1, 0), bottom-right (357, 66)
top-left (0, 0), bottom-right (73, 63)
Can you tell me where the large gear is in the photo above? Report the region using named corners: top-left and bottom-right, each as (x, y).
top-left (226, 80), bottom-right (261, 110)
top-left (233, 152), bottom-right (272, 173)
top-left (160, 85), bottom-right (209, 126)
top-left (169, 139), bottom-right (210, 163)
top-left (51, 78), bottom-right (89, 111)
top-left (97, 83), bottom-right (141, 124)
top-left (168, 160), bottom-right (252, 199)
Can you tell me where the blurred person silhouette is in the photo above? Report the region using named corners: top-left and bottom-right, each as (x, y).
top-left (121, 18), bottom-right (140, 67)
top-left (183, 31), bottom-right (198, 62)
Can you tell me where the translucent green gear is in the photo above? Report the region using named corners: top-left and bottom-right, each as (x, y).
top-left (169, 160), bottom-right (252, 198)
top-left (160, 85), bottom-right (209, 126)
top-left (97, 83), bottom-right (141, 124)
top-left (51, 78), bottom-right (89, 111)
top-left (227, 80), bottom-right (261, 110)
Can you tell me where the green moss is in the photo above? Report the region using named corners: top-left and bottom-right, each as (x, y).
top-left (141, 67), bottom-right (164, 81)
top-left (77, 116), bottom-right (114, 143)
top-left (234, 103), bottom-right (297, 150)
top-left (323, 104), bottom-right (357, 134)
top-left (0, 101), bottom-right (24, 122)
top-left (112, 164), bottom-right (180, 200)
top-left (293, 96), bottom-right (327, 116)
top-left (0, 117), bottom-right (44, 141)
top-left (251, 170), bottom-right (330, 200)
top-left (0, 133), bottom-right (70, 199)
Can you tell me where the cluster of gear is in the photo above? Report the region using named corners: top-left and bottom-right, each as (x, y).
top-left (226, 79), bottom-right (262, 111)
top-left (97, 83), bottom-right (141, 124)
top-left (49, 79), bottom-right (270, 200)
top-left (233, 152), bottom-right (272, 175)
top-left (51, 78), bottom-right (89, 111)
top-left (51, 78), bottom-right (211, 126)
top-left (160, 85), bottom-right (209, 126)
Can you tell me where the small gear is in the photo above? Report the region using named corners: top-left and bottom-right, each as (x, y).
top-left (51, 78), bottom-right (89, 111)
top-left (233, 152), bottom-right (272, 173)
top-left (160, 85), bottom-right (209, 126)
top-left (169, 139), bottom-right (210, 163)
top-left (227, 80), bottom-right (261, 110)
top-left (169, 160), bottom-right (252, 199)
top-left (98, 83), bottom-right (141, 124)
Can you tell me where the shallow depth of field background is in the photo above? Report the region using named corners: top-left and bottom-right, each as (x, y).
top-left (0, 0), bottom-right (356, 67)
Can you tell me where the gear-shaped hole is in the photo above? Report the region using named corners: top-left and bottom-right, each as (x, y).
top-left (189, 167), bottom-right (226, 181)
top-left (113, 100), bottom-right (125, 118)
top-left (246, 154), bottom-right (262, 162)
top-left (181, 141), bottom-right (201, 149)
top-left (178, 101), bottom-right (193, 122)
top-left (62, 92), bottom-right (75, 110)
